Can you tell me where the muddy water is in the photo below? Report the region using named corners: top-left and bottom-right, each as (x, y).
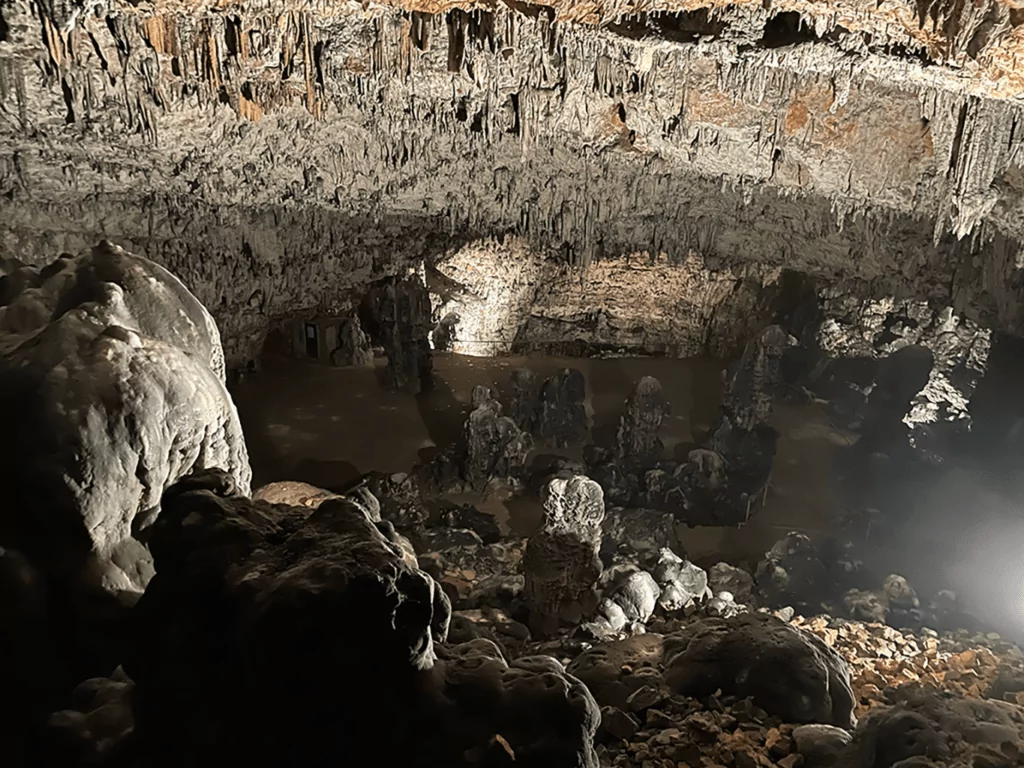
top-left (233, 352), bottom-right (848, 565)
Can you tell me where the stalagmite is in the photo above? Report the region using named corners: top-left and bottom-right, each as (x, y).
top-left (523, 475), bottom-right (606, 637)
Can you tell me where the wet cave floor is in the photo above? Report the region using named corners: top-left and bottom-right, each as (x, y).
top-left (232, 352), bottom-right (1024, 639)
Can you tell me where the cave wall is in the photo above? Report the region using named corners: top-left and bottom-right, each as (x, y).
top-left (1, 0), bottom-right (1023, 366)
top-left (431, 238), bottom-right (786, 358)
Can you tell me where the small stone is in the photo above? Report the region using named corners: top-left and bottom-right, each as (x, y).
top-left (778, 754), bottom-right (804, 768)
top-left (646, 709), bottom-right (676, 728)
top-left (654, 727), bottom-right (681, 745)
top-left (792, 724), bottom-right (852, 764)
top-left (628, 684), bottom-right (670, 712)
top-left (735, 751), bottom-right (758, 768)
top-left (601, 706), bottom-right (640, 741)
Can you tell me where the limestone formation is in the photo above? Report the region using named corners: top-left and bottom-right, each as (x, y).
top-left (849, 686), bottom-right (1024, 768)
top-left (463, 385), bottom-right (533, 489)
top-left (719, 325), bottom-right (794, 432)
top-left (507, 368), bottom-right (541, 433)
top-left (601, 506), bottom-right (684, 560)
top-left (524, 475), bottom-right (606, 637)
top-left (430, 311), bottom-right (460, 352)
top-left (0, 242), bottom-right (250, 601)
top-left (652, 548), bottom-right (712, 613)
top-left (663, 613), bottom-right (857, 729)
top-left (120, 470), bottom-right (601, 767)
top-left (535, 368), bottom-right (590, 448)
top-left (330, 316), bottom-right (374, 368)
top-left (3, 0), bottom-right (1024, 371)
top-left (437, 502), bottom-right (503, 545)
top-left (253, 480), bottom-right (341, 508)
top-left (708, 562), bottom-right (756, 604)
top-left (616, 376), bottom-right (670, 469)
top-left (366, 275), bottom-right (433, 393)
top-left (367, 471), bottom-right (431, 530)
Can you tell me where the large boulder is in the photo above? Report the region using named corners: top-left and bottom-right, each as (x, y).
top-left (663, 613), bottom-right (856, 729)
top-left (567, 634), bottom-right (667, 710)
top-left (124, 470), bottom-right (597, 766)
top-left (847, 685), bottom-right (1024, 768)
top-left (0, 242), bottom-right (250, 596)
top-left (435, 640), bottom-right (600, 767)
top-left (126, 469), bottom-right (449, 763)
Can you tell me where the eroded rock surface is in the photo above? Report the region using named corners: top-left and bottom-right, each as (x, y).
top-left (123, 470), bottom-right (599, 767)
top-left (0, 241), bottom-right (250, 596)
top-left (524, 475), bottom-right (606, 637)
top-left (616, 376), bottom-right (669, 469)
top-left (663, 613), bottom-right (857, 729)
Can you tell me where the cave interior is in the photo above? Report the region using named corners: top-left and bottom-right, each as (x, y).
top-left (4, 0), bottom-right (1024, 765)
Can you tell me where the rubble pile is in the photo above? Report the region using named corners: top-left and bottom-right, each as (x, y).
top-left (793, 615), bottom-right (1024, 718)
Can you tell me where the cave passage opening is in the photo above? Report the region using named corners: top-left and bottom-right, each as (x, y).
top-left (225, 235), bottom-right (1024, 639)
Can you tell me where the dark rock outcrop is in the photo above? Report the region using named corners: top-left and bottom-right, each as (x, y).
top-left (709, 562), bottom-right (756, 604)
top-left (507, 368), bottom-right (541, 433)
top-left (367, 275), bottom-right (433, 393)
top-left (367, 471), bottom-right (430, 529)
top-left (434, 640), bottom-right (600, 768)
top-left (524, 475), bottom-right (606, 638)
top-left (847, 685), bottom-right (1024, 768)
top-left (568, 634), bottom-right (667, 710)
top-left (663, 613), bottom-right (856, 729)
top-left (601, 506), bottom-right (684, 561)
top-left (464, 385), bottom-right (533, 490)
top-left (122, 470), bottom-right (598, 767)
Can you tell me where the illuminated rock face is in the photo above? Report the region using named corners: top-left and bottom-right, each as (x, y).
top-left (0, 0), bottom-right (1022, 369)
top-left (0, 242), bottom-right (251, 596)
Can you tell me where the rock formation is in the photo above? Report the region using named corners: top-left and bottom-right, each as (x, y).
top-left (616, 376), bottom-right (670, 469)
top-left (330, 316), bottom-right (374, 367)
top-left (463, 384), bottom-right (533, 490)
top-left (0, 241), bottom-right (250, 596)
top-left (3, 0), bottom-right (1024, 370)
top-left (119, 469), bottom-right (600, 767)
top-left (535, 368), bottom-right (591, 448)
top-left (524, 475), bottom-right (606, 637)
top-left (366, 275), bottom-right (433, 393)
top-left (663, 614), bottom-right (857, 729)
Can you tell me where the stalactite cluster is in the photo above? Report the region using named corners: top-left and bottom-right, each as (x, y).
top-left (0, 0), bottom-right (1022, 364)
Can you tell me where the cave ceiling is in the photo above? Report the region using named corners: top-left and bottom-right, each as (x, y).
top-left (1, 0), bottom-right (1024, 341)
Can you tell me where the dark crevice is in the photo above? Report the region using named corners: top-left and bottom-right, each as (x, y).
top-left (410, 11), bottom-right (431, 51)
top-left (605, 9), bottom-right (727, 43)
top-left (759, 12), bottom-right (819, 48)
top-left (224, 16), bottom-right (243, 59)
top-left (313, 41), bottom-right (325, 87)
top-left (446, 11), bottom-right (466, 73)
top-left (60, 79), bottom-right (75, 124)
